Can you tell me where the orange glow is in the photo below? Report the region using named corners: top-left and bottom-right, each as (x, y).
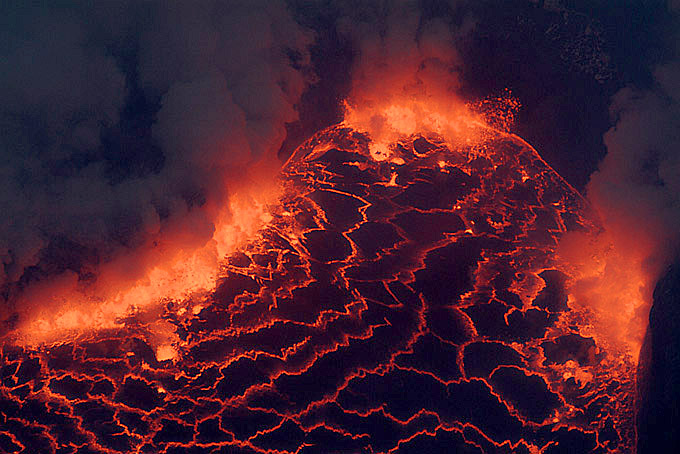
top-left (342, 85), bottom-right (519, 166)
top-left (11, 87), bottom-right (650, 383)
top-left (558, 229), bottom-right (652, 357)
top-left (155, 344), bottom-right (178, 362)
top-left (560, 360), bottom-right (593, 385)
top-left (12, 182), bottom-right (279, 348)
top-left (344, 90), bottom-right (648, 362)
top-left (343, 98), bottom-right (488, 162)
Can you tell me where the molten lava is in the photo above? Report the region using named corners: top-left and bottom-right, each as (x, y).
top-left (0, 102), bottom-right (638, 453)
top-left (10, 186), bottom-right (278, 348)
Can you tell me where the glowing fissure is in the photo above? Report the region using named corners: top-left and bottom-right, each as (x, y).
top-left (0, 100), bottom-right (638, 453)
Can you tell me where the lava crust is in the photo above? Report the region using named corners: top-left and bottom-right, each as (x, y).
top-left (0, 125), bottom-right (636, 453)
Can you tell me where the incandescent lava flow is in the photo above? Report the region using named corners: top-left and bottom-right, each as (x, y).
top-left (0, 110), bottom-right (637, 453)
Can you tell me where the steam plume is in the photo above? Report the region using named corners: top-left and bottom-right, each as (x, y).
top-left (0, 1), bottom-right (310, 336)
top-left (559, 6), bottom-right (680, 354)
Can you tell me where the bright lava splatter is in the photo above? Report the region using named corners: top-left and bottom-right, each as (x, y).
top-left (0, 112), bottom-right (637, 453)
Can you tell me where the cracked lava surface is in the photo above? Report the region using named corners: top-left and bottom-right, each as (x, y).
top-left (0, 125), bottom-right (636, 453)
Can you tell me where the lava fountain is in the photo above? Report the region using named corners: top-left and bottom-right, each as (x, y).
top-left (0, 101), bottom-right (639, 453)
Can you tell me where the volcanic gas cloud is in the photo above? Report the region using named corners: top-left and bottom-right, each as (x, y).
top-left (0, 1), bottom-right (310, 347)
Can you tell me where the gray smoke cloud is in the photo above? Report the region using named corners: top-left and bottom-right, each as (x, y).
top-left (588, 56), bottom-right (680, 273)
top-left (592, 4), bottom-right (680, 271)
top-left (557, 4), bottom-right (680, 351)
top-left (0, 1), bottom-right (311, 319)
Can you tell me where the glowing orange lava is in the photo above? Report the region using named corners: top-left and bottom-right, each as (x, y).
top-left (11, 89), bottom-right (650, 372)
top-left (343, 98), bottom-right (487, 162)
top-left (12, 186), bottom-right (278, 350)
top-left (344, 93), bottom-right (650, 362)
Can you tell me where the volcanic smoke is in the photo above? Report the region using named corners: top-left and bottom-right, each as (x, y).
top-left (0, 1), bottom-right (311, 346)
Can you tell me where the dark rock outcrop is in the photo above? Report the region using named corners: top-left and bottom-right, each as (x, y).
top-left (637, 262), bottom-right (680, 453)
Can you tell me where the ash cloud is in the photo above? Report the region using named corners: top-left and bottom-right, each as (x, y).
top-left (558, 4), bottom-right (680, 351)
top-left (0, 2), bottom-right (311, 326)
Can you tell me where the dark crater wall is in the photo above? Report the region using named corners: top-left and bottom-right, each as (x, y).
top-left (637, 260), bottom-right (680, 453)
